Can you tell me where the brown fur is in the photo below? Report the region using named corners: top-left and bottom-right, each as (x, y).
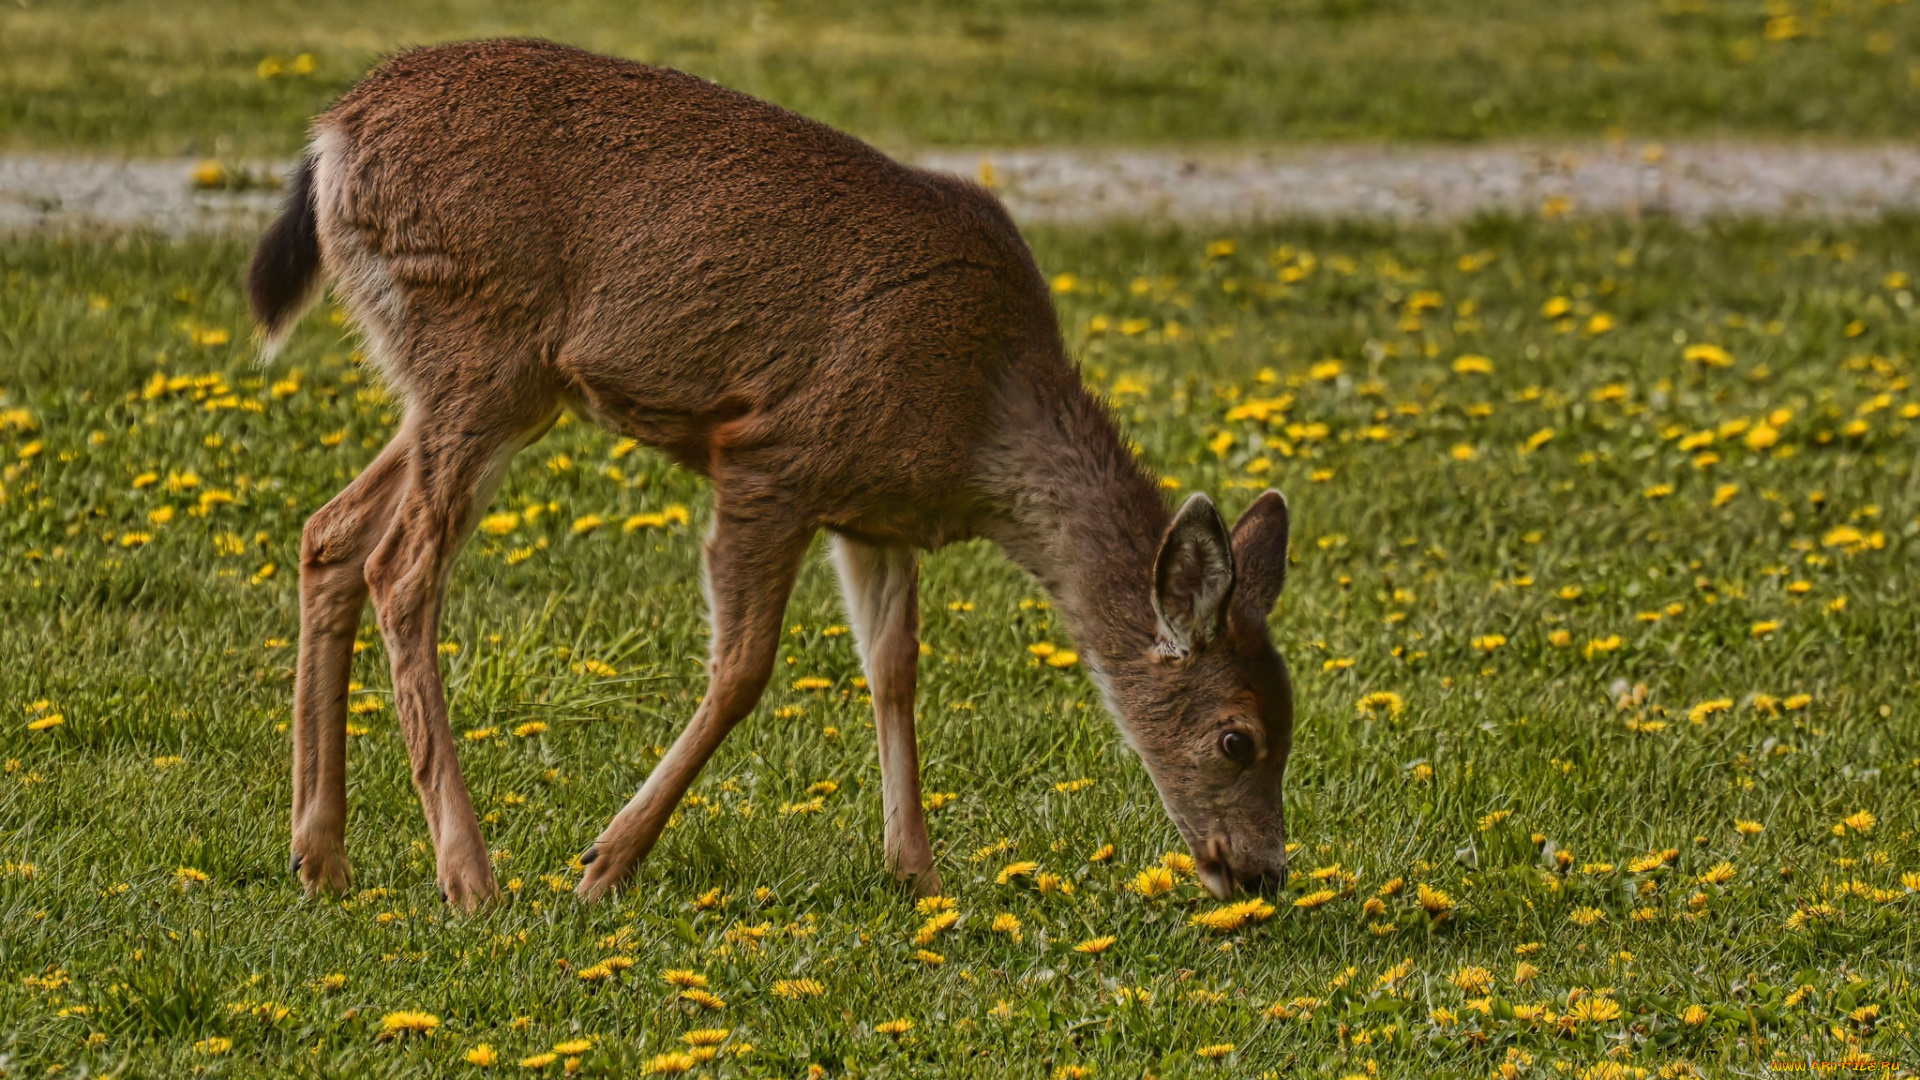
top-left (257, 39), bottom-right (1296, 910)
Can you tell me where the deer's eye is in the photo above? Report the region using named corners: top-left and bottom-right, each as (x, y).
top-left (1219, 730), bottom-right (1256, 765)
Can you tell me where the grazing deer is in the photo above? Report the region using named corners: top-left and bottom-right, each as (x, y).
top-left (249, 39), bottom-right (1294, 911)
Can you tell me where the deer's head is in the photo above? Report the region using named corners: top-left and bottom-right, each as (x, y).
top-left (1115, 490), bottom-right (1294, 899)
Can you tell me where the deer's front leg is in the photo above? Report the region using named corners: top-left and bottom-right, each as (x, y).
top-left (576, 506), bottom-right (813, 902)
top-left (830, 536), bottom-right (939, 895)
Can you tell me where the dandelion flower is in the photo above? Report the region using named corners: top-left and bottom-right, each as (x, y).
top-left (1450, 966), bottom-right (1493, 995)
top-left (377, 1010), bottom-right (440, 1040)
top-left (1190, 898), bottom-right (1277, 930)
top-left (1357, 691), bottom-right (1404, 719)
top-left (520, 1052), bottom-right (559, 1068)
top-left (1568, 907), bottom-right (1606, 927)
top-left (1194, 1044), bottom-right (1235, 1060)
top-left (1416, 884), bottom-right (1454, 919)
top-left (771, 979), bottom-right (825, 999)
top-left (1841, 810), bottom-right (1876, 834)
top-left (1696, 861), bottom-right (1735, 885)
top-left (913, 910), bottom-right (960, 945)
top-left (1074, 935), bottom-right (1116, 954)
top-left (679, 988), bottom-right (725, 1010)
top-left (995, 860), bottom-right (1039, 884)
top-left (1129, 867), bottom-right (1177, 897)
top-left (874, 1018), bottom-right (914, 1036)
top-left (193, 1037), bottom-right (233, 1055)
top-left (644, 1052), bottom-right (695, 1074)
top-left (1569, 996), bottom-right (1622, 1024)
top-left (991, 912), bottom-right (1024, 941)
top-left (466, 1043), bottom-right (499, 1066)
top-left (1684, 343), bottom-right (1733, 368)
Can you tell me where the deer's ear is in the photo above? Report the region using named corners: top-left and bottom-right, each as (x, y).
top-left (1230, 489), bottom-right (1290, 617)
top-left (1153, 493), bottom-right (1236, 657)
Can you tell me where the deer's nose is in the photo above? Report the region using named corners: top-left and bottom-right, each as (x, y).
top-left (1235, 863), bottom-right (1287, 896)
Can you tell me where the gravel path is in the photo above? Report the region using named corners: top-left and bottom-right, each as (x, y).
top-left (5, 142), bottom-right (1920, 233)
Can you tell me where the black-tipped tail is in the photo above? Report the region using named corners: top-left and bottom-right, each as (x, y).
top-left (246, 153), bottom-right (321, 353)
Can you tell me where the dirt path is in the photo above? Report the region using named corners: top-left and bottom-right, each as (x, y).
top-left (6, 142), bottom-right (1919, 233)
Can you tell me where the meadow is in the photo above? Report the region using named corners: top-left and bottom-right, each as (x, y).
top-left (4, 0), bottom-right (1920, 155)
top-left (1, 214), bottom-right (1916, 1077)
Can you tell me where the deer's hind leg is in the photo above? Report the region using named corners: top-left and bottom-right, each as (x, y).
top-left (830, 535), bottom-right (939, 896)
top-left (363, 382), bottom-right (557, 912)
top-left (291, 426), bottom-right (414, 896)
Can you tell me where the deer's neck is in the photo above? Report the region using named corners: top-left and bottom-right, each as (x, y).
top-left (981, 371), bottom-right (1169, 684)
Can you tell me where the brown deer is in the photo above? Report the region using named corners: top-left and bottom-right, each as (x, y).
top-left (249, 39), bottom-right (1295, 912)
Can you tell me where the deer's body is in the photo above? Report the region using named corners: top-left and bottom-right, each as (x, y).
top-left (255, 39), bottom-right (1296, 910)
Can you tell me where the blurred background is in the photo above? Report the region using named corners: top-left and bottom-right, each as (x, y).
top-left (6, 0), bottom-right (1918, 157)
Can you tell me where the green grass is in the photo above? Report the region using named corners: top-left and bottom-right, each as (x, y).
top-left (2, 217), bottom-right (1918, 1076)
top-left (5, 0), bottom-right (1920, 156)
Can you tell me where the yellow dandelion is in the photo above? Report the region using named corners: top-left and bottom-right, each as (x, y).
top-left (644, 1052), bottom-right (695, 1074)
top-left (1190, 898), bottom-right (1278, 930)
top-left (1569, 996), bottom-right (1622, 1024)
top-left (377, 1010), bottom-right (441, 1040)
top-left (1074, 935), bottom-right (1116, 954)
top-left (874, 1018), bottom-right (914, 1036)
top-left (995, 860), bottom-right (1039, 885)
top-left (1357, 691), bottom-right (1404, 719)
top-left (1451, 966), bottom-right (1493, 995)
top-left (1683, 343), bottom-right (1733, 368)
top-left (1194, 1044), bottom-right (1235, 1060)
top-left (1129, 867), bottom-right (1177, 897)
top-left (771, 979), bottom-right (825, 999)
top-left (1696, 861), bottom-right (1735, 886)
top-left (914, 911), bottom-right (959, 945)
top-left (520, 1052), bottom-right (559, 1069)
top-left (466, 1043), bottom-right (499, 1066)
top-left (679, 988), bottom-right (725, 1010)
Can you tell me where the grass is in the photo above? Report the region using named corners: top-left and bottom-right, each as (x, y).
top-left (2, 215), bottom-right (1918, 1076)
top-left (4, 0), bottom-right (1920, 156)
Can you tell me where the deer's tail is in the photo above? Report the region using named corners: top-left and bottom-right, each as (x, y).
top-left (246, 151), bottom-right (322, 358)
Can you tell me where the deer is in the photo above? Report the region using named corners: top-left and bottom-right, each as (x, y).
top-left (248, 38), bottom-right (1295, 913)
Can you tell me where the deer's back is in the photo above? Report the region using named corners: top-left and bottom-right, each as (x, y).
top-left (316, 40), bottom-right (1059, 531)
